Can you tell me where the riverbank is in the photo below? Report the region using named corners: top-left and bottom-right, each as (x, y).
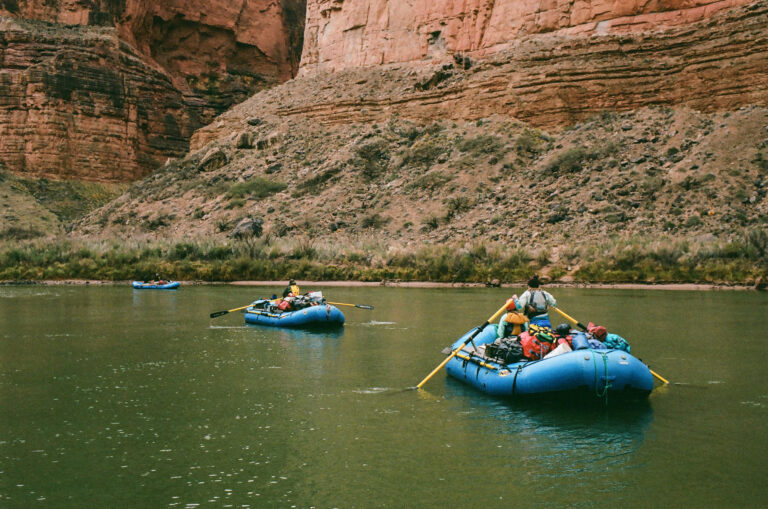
top-left (1, 235), bottom-right (766, 288)
top-left (2, 278), bottom-right (760, 291)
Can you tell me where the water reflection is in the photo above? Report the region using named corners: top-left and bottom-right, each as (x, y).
top-left (131, 287), bottom-right (179, 309)
top-left (444, 377), bottom-right (654, 484)
top-left (244, 323), bottom-right (345, 341)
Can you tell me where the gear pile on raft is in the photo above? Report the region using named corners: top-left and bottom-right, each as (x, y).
top-left (441, 276), bottom-right (658, 402)
top-left (244, 280), bottom-right (345, 329)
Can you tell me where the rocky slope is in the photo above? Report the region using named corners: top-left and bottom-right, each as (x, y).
top-left (64, 1), bottom-right (768, 257)
top-left (71, 104), bottom-right (768, 261)
top-left (0, 0), bottom-right (306, 181)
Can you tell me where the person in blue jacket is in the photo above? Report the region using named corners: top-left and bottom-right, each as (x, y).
top-left (516, 275), bottom-right (556, 327)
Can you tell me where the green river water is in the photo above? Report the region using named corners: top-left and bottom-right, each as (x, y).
top-left (1, 285), bottom-right (767, 508)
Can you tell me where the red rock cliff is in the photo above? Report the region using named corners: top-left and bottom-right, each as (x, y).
top-left (0, 19), bottom-right (193, 181)
top-left (193, 0), bottom-right (768, 147)
top-left (299, 0), bottom-right (754, 74)
top-left (0, 0), bottom-right (306, 181)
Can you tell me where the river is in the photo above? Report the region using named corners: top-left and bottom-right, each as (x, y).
top-left (1, 285), bottom-right (766, 507)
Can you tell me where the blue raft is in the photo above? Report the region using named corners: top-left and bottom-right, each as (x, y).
top-left (445, 325), bottom-right (654, 401)
top-left (131, 281), bottom-right (180, 290)
top-left (244, 302), bottom-right (345, 329)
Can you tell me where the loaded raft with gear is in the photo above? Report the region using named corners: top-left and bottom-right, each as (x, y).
top-left (444, 321), bottom-right (654, 402)
top-left (244, 291), bottom-right (345, 329)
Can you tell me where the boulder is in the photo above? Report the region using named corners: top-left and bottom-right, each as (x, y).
top-left (230, 217), bottom-right (264, 239)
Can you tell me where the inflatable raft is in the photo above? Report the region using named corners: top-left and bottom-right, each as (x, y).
top-left (445, 325), bottom-right (653, 401)
top-left (131, 281), bottom-right (180, 290)
top-left (244, 301), bottom-right (345, 329)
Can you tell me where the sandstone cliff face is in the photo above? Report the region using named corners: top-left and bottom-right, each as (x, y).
top-left (300, 0), bottom-right (753, 74)
top-left (2, 1), bottom-right (305, 91)
top-left (0, 0), bottom-right (306, 181)
top-left (195, 1), bottom-right (768, 147)
top-left (0, 19), bottom-right (192, 181)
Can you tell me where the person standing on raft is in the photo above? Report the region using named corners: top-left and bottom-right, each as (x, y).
top-left (516, 275), bottom-right (557, 328)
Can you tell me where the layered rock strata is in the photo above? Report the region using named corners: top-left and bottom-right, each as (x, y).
top-left (0, 19), bottom-right (196, 181)
top-left (300, 0), bottom-right (754, 74)
top-left (194, 1), bottom-right (768, 148)
top-left (0, 0), bottom-right (306, 181)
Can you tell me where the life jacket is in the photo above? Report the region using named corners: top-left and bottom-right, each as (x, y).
top-left (291, 284), bottom-right (300, 296)
top-left (503, 312), bottom-right (528, 336)
top-left (520, 325), bottom-right (557, 360)
top-left (525, 290), bottom-right (548, 316)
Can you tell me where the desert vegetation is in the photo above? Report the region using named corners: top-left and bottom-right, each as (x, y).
top-left (1, 229), bottom-right (765, 285)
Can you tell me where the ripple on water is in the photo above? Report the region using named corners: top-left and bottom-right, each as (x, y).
top-left (352, 387), bottom-right (392, 394)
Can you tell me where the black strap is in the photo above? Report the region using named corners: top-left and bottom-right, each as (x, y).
top-left (512, 365), bottom-right (524, 396)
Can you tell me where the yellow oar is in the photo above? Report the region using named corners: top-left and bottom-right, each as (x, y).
top-left (326, 301), bottom-right (374, 310)
top-left (649, 369), bottom-right (669, 384)
top-left (552, 306), bottom-right (669, 385)
top-left (210, 304), bottom-right (253, 319)
top-left (416, 301), bottom-right (510, 389)
top-left (551, 306), bottom-right (588, 331)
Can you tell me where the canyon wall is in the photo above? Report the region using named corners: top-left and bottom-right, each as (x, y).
top-left (0, 19), bottom-right (193, 181)
top-left (0, 0), bottom-right (306, 181)
top-left (193, 0), bottom-right (768, 148)
top-left (299, 0), bottom-right (754, 74)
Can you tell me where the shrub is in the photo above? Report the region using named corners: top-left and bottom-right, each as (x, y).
top-left (0, 227), bottom-right (45, 241)
top-left (515, 129), bottom-right (545, 155)
top-left (684, 215), bottom-right (702, 227)
top-left (293, 166), bottom-right (343, 197)
top-left (352, 139), bottom-right (390, 180)
top-left (745, 227), bottom-right (768, 258)
top-left (641, 176), bottom-right (665, 196)
top-left (401, 138), bottom-right (445, 168)
top-left (444, 196), bottom-right (472, 220)
top-left (422, 215), bottom-right (440, 230)
top-left (406, 171), bottom-right (452, 192)
top-left (225, 198), bottom-right (246, 209)
top-left (457, 135), bottom-right (505, 156)
top-left (145, 215), bottom-right (173, 230)
top-left (227, 178), bottom-right (286, 199)
top-left (546, 146), bottom-right (594, 174)
top-left (360, 213), bottom-right (390, 229)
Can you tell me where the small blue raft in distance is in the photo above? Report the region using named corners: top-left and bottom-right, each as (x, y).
top-left (244, 301), bottom-right (345, 329)
top-left (445, 325), bottom-right (654, 401)
top-left (131, 281), bottom-right (180, 290)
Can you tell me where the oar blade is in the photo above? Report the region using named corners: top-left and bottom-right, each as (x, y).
top-left (210, 310), bottom-right (229, 318)
top-left (327, 301), bottom-right (374, 310)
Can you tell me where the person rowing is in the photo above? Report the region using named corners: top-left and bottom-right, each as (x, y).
top-left (515, 275), bottom-right (556, 328)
